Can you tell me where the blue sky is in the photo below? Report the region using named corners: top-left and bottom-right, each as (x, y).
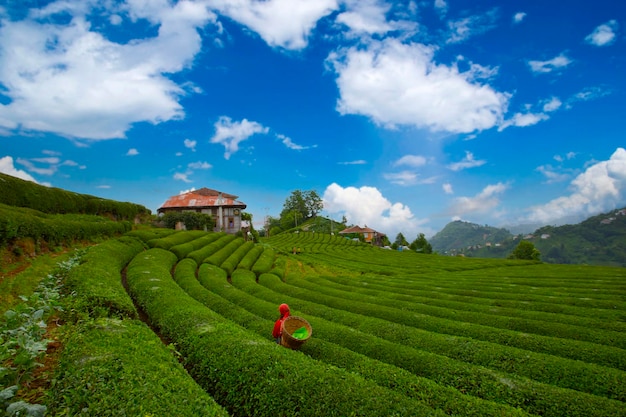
top-left (1, 0), bottom-right (625, 239)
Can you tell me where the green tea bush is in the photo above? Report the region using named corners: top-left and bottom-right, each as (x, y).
top-left (220, 241), bottom-right (254, 276)
top-left (187, 234), bottom-right (236, 264)
top-left (204, 237), bottom-right (245, 267)
top-left (125, 250), bottom-right (442, 417)
top-left (170, 233), bottom-right (225, 260)
top-left (46, 318), bottom-right (228, 417)
top-left (147, 230), bottom-right (208, 249)
top-left (64, 236), bottom-right (145, 320)
top-left (251, 247), bottom-right (275, 276)
top-left (236, 245), bottom-right (264, 270)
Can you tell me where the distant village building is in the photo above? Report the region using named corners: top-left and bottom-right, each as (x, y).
top-left (158, 187), bottom-right (247, 234)
top-left (338, 225), bottom-right (385, 246)
top-left (541, 234), bottom-right (551, 239)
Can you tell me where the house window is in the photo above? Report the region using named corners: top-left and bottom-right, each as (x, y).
top-left (228, 218), bottom-right (234, 228)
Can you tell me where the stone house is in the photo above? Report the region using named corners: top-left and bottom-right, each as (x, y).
top-left (157, 187), bottom-right (247, 234)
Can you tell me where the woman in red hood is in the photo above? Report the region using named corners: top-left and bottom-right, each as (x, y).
top-left (272, 303), bottom-right (290, 344)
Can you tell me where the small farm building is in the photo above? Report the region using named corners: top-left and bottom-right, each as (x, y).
top-left (339, 225), bottom-right (386, 246)
top-left (158, 187), bottom-right (247, 234)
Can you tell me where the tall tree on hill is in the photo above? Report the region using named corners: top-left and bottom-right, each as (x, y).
top-left (280, 189), bottom-right (323, 228)
top-left (392, 232), bottom-right (409, 249)
top-left (410, 233), bottom-right (433, 254)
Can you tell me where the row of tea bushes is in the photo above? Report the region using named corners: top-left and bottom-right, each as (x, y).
top-left (47, 318), bottom-right (228, 417)
top-left (297, 275), bottom-right (625, 370)
top-left (170, 233), bottom-right (226, 260)
top-left (0, 203), bottom-right (132, 248)
top-left (0, 172), bottom-right (149, 220)
top-left (49, 237), bottom-right (227, 416)
top-left (189, 265), bottom-right (531, 417)
top-left (64, 236), bottom-right (144, 320)
top-left (147, 230), bottom-right (208, 250)
top-left (231, 272), bottom-right (625, 417)
top-left (125, 250), bottom-right (443, 416)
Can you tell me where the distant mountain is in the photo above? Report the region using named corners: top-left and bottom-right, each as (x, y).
top-left (430, 208), bottom-right (626, 267)
top-left (430, 221), bottom-right (513, 253)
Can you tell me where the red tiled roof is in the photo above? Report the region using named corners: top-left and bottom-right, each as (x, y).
top-left (339, 225), bottom-right (385, 236)
top-left (158, 187), bottom-right (246, 210)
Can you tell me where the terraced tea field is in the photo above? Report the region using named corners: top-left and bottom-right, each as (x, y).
top-left (52, 230), bottom-right (626, 416)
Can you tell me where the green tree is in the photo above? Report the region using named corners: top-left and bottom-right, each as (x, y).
top-left (410, 233), bottom-right (433, 254)
top-left (509, 240), bottom-right (541, 261)
top-left (162, 212), bottom-right (212, 230)
top-left (280, 189), bottom-right (323, 228)
top-left (391, 233), bottom-right (409, 249)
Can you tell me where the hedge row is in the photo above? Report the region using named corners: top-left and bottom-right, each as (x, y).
top-left (236, 245), bottom-right (264, 270)
top-left (251, 246), bottom-right (275, 276)
top-left (0, 172), bottom-right (149, 220)
top-left (290, 275), bottom-right (626, 370)
top-left (125, 228), bottom-right (177, 243)
top-left (63, 236), bottom-right (145, 320)
top-left (220, 241), bottom-right (254, 276)
top-left (187, 234), bottom-right (236, 264)
top-left (125, 251), bottom-right (441, 416)
top-left (170, 233), bottom-right (225, 260)
top-left (46, 318), bottom-right (228, 417)
top-left (147, 230), bottom-right (208, 250)
top-left (231, 272), bottom-right (625, 417)
top-left (190, 266), bottom-right (531, 417)
top-left (319, 273), bottom-right (626, 333)
top-left (48, 238), bottom-right (226, 416)
top-left (204, 237), bottom-right (245, 267)
top-left (0, 203), bottom-right (132, 248)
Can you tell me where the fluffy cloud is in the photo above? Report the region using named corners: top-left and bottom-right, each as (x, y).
top-left (0, 155), bottom-right (39, 183)
top-left (446, 182), bottom-right (508, 217)
top-left (524, 147), bottom-right (626, 224)
top-left (513, 12), bottom-right (526, 24)
top-left (207, 0), bottom-right (338, 50)
top-left (323, 182), bottom-right (426, 239)
top-left (126, 148), bottom-right (139, 156)
top-left (447, 151), bottom-right (485, 171)
top-left (210, 116), bottom-right (269, 159)
top-left (585, 20), bottom-right (618, 47)
top-left (528, 53), bottom-right (572, 73)
top-left (0, 0), bottom-right (216, 139)
top-left (446, 9), bottom-right (498, 44)
top-left (393, 154), bottom-right (427, 168)
top-left (328, 38), bottom-right (509, 134)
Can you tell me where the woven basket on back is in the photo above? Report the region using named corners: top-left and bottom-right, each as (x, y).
top-left (280, 316), bottom-right (312, 350)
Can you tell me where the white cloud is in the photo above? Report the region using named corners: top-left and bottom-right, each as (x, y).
top-left (434, 0), bottom-right (447, 14)
top-left (542, 97), bottom-right (562, 112)
top-left (585, 20), bottom-right (618, 47)
top-left (528, 53), bottom-right (572, 73)
top-left (443, 182), bottom-right (453, 194)
top-left (328, 38), bottom-right (509, 134)
top-left (0, 0), bottom-right (216, 139)
top-left (499, 111), bottom-right (549, 131)
top-left (536, 165), bottom-right (572, 184)
top-left (524, 147), bottom-right (626, 224)
top-left (96, 184), bottom-right (111, 189)
top-left (339, 160), bottom-right (367, 165)
top-left (393, 154), bottom-right (427, 168)
top-left (383, 170), bottom-right (418, 185)
top-left (446, 10), bottom-right (498, 44)
top-left (126, 148), bottom-right (139, 156)
top-left (210, 116), bottom-right (269, 159)
top-left (323, 182), bottom-right (426, 239)
top-left (184, 138), bottom-right (197, 152)
top-left (513, 12), bottom-right (526, 24)
top-left (447, 182), bottom-right (509, 217)
top-left (336, 0), bottom-right (393, 36)
top-left (277, 133), bottom-right (314, 150)
top-left (0, 155), bottom-right (39, 182)
top-left (447, 151), bottom-right (486, 171)
top-left (208, 0), bottom-right (338, 50)
top-left (188, 161), bottom-right (212, 170)
top-left (174, 172), bottom-right (192, 183)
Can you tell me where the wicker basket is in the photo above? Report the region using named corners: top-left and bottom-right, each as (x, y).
top-left (280, 316), bottom-right (312, 350)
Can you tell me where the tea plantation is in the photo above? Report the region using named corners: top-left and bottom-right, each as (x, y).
top-left (3, 229), bottom-right (626, 416)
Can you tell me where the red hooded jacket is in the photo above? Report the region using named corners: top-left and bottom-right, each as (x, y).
top-left (272, 303), bottom-right (290, 338)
